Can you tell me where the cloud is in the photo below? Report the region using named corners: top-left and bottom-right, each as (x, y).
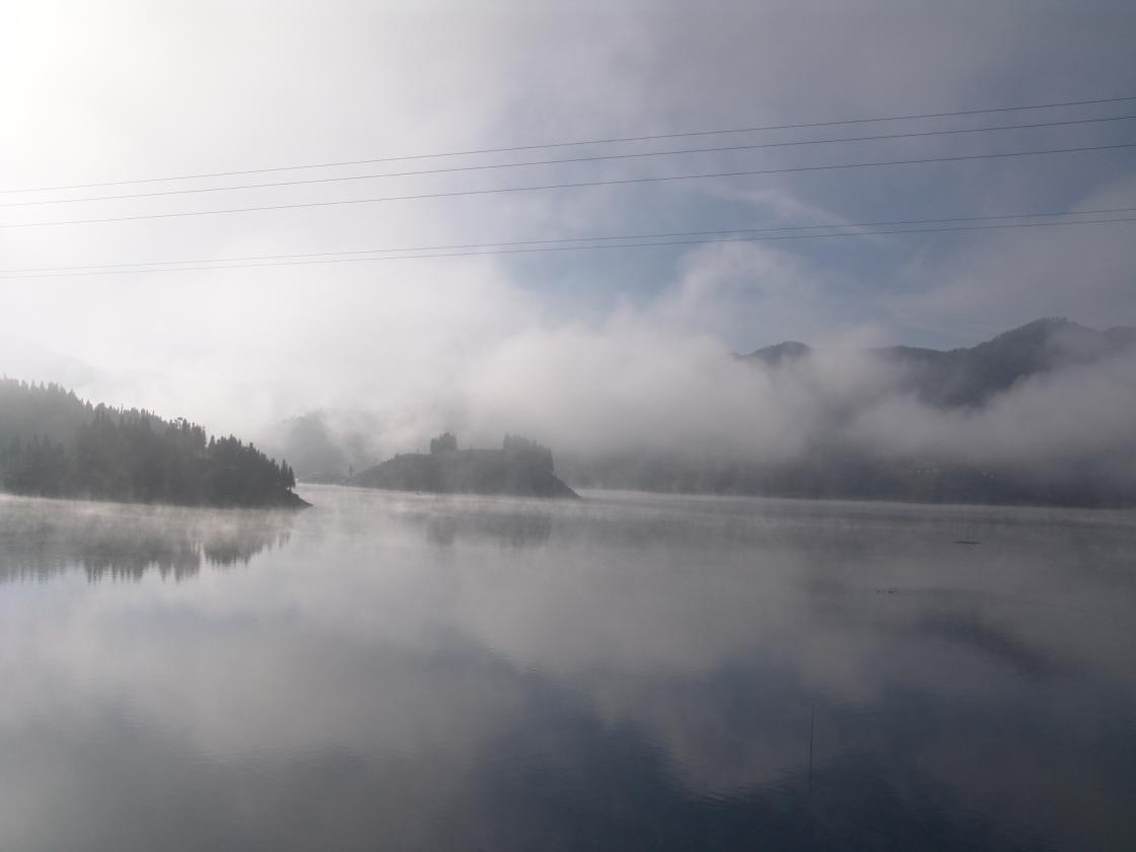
top-left (888, 175), bottom-right (1136, 337)
top-left (1, 0), bottom-right (1135, 479)
top-left (848, 347), bottom-right (1136, 472)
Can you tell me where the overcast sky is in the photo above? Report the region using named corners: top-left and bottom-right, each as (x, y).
top-left (2, 0), bottom-right (1135, 436)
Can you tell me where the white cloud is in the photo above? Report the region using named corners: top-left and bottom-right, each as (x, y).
top-left (1, 0), bottom-right (1134, 460)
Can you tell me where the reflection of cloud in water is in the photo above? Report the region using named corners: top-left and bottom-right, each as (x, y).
top-left (0, 663), bottom-right (1049, 852)
top-left (0, 495), bottom-right (294, 582)
top-left (2, 486), bottom-right (1135, 850)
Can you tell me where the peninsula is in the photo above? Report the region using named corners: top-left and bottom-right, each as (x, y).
top-left (0, 379), bottom-right (307, 508)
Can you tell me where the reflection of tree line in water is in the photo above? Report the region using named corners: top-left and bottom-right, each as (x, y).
top-left (410, 500), bottom-right (1025, 553)
top-left (0, 503), bottom-right (293, 583)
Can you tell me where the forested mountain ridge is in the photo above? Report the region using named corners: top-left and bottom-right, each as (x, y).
top-left (743, 318), bottom-right (1136, 407)
top-left (0, 379), bottom-right (307, 508)
top-left (567, 318), bottom-right (1136, 507)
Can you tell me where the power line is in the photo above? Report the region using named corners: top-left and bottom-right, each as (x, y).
top-left (4, 141), bottom-right (1134, 230)
top-left (6, 207), bottom-right (1133, 275)
top-left (6, 113), bottom-right (1134, 208)
top-left (4, 93), bottom-right (1135, 195)
top-left (4, 214), bottom-right (1134, 279)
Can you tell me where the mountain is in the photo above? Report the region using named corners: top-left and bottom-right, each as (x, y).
top-left (743, 318), bottom-right (1136, 408)
top-left (564, 318), bottom-right (1136, 507)
top-left (260, 409), bottom-right (388, 484)
top-left (349, 434), bottom-right (579, 499)
top-left (266, 318), bottom-right (1134, 508)
top-left (0, 379), bottom-right (307, 508)
top-left (744, 340), bottom-right (811, 367)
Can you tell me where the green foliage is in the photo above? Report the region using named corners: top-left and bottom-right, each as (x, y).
top-left (0, 378), bottom-right (302, 507)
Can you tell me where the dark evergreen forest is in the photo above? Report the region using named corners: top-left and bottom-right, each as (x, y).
top-left (0, 379), bottom-right (305, 507)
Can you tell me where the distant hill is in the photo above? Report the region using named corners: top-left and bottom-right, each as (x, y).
top-left (564, 318), bottom-right (1136, 507)
top-left (267, 318), bottom-right (1135, 508)
top-left (260, 409), bottom-right (387, 484)
top-left (0, 379), bottom-right (307, 508)
top-left (350, 434), bottom-right (578, 499)
top-left (744, 339), bottom-right (811, 367)
top-left (743, 318), bottom-right (1136, 407)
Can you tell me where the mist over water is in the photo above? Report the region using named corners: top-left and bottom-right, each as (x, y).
top-left (4, 3), bottom-right (1136, 850)
top-left (0, 495), bottom-right (293, 582)
top-left (1, 486), bottom-right (1133, 851)
top-left (265, 321), bottom-right (1136, 505)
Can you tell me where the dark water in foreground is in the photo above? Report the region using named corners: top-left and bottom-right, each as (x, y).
top-left (1, 485), bottom-right (1134, 851)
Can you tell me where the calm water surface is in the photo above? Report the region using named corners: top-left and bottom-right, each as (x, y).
top-left (1, 485), bottom-right (1134, 851)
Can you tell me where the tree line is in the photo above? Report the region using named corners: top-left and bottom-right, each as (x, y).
top-left (0, 379), bottom-right (303, 507)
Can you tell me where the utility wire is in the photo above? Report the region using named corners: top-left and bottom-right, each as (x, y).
top-left (5, 113), bottom-right (1134, 208)
top-left (4, 215), bottom-right (1134, 279)
top-left (4, 141), bottom-right (1134, 230)
top-left (6, 207), bottom-right (1133, 275)
top-left (3, 93), bottom-right (1135, 195)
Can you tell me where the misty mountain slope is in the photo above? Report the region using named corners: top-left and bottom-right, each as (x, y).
top-left (887, 318), bottom-right (1136, 407)
top-left (0, 379), bottom-right (307, 508)
top-left (567, 319), bottom-right (1136, 507)
top-left (742, 340), bottom-right (812, 367)
top-left (745, 318), bottom-right (1136, 408)
top-left (265, 319), bottom-right (1135, 507)
top-left (350, 435), bottom-right (578, 499)
top-left (268, 412), bottom-right (352, 484)
top-left (261, 409), bottom-right (388, 484)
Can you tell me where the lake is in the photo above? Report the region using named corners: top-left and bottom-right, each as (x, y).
top-left (1, 485), bottom-right (1133, 851)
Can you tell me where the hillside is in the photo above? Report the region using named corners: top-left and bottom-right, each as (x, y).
top-left (744, 318), bottom-right (1136, 407)
top-left (568, 318), bottom-right (1136, 507)
top-left (0, 379), bottom-right (307, 508)
top-left (265, 318), bottom-right (1134, 508)
top-left (350, 434), bottom-right (578, 499)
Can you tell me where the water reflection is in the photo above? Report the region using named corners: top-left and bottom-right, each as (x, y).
top-left (0, 486), bottom-right (1133, 851)
top-left (0, 494), bottom-right (293, 582)
top-left (415, 506), bottom-right (553, 548)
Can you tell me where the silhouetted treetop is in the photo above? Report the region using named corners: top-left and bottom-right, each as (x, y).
top-left (430, 432), bottom-right (458, 455)
top-left (0, 378), bottom-right (306, 508)
top-left (352, 433), bottom-right (576, 498)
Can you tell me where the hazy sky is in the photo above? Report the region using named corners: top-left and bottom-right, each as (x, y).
top-left (2, 0), bottom-right (1135, 436)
